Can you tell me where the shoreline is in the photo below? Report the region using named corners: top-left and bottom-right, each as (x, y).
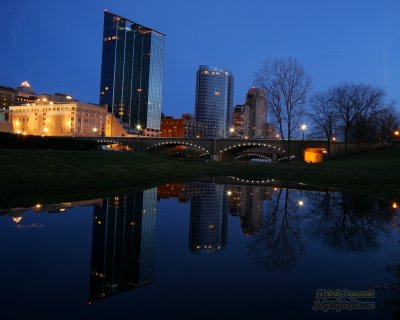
top-left (0, 148), bottom-right (399, 208)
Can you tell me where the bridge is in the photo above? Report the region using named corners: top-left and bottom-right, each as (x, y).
top-left (86, 136), bottom-right (340, 161)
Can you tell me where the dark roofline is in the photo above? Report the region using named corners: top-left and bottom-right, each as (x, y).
top-left (0, 85), bottom-right (16, 92)
top-left (104, 10), bottom-right (166, 36)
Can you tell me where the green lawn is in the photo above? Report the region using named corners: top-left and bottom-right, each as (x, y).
top-left (0, 148), bottom-right (399, 208)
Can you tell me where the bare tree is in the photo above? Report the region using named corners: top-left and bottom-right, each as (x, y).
top-left (331, 83), bottom-right (386, 148)
top-left (255, 58), bottom-right (311, 159)
top-left (375, 105), bottom-right (400, 142)
top-left (309, 92), bottom-right (338, 154)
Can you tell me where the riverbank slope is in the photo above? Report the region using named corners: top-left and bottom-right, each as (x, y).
top-left (0, 148), bottom-right (399, 207)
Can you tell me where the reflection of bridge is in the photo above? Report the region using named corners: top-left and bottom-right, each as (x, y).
top-left (89, 137), bottom-right (334, 161)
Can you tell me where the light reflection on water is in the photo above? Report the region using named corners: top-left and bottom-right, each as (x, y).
top-left (0, 181), bottom-right (399, 319)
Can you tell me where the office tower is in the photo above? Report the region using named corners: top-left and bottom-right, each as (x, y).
top-left (99, 11), bottom-right (165, 135)
top-left (189, 183), bottom-right (228, 253)
top-left (231, 104), bottom-right (245, 137)
top-left (89, 188), bottom-right (157, 302)
top-left (195, 65), bottom-right (234, 138)
top-left (243, 88), bottom-right (266, 138)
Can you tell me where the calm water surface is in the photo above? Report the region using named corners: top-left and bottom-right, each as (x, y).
top-left (0, 181), bottom-right (399, 319)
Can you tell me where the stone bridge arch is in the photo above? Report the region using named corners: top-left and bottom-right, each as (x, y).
top-left (216, 140), bottom-right (286, 161)
top-left (141, 139), bottom-right (212, 158)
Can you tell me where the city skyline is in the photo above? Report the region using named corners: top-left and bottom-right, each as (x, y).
top-left (1, 0), bottom-right (400, 119)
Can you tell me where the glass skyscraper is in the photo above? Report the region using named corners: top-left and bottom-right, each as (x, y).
top-left (195, 65), bottom-right (234, 138)
top-left (99, 11), bottom-right (165, 133)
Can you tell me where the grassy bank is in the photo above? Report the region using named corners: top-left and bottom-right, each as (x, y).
top-left (0, 148), bottom-right (399, 208)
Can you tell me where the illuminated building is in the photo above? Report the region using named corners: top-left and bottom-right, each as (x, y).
top-left (99, 11), bottom-right (165, 136)
top-left (243, 88), bottom-right (266, 138)
top-left (160, 114), bottom-right (207, 138)
top-left (189, 183), bottom-right (228, 253)
top-left (263, 123), bottom-right (277, 139)
top-left (231, 105), bottom-right (245, 137)
top-left (89, 188), bottom-right (157, 302)
top-left (195, 65), bottom-right (234, 138)
top-left (0, 81), bottom-right (37, 120)
top-left (9, 95), bottom-right (107, 136)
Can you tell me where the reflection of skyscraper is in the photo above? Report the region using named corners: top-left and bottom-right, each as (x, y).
top-left (99, 11), bottom-right (165, 134)
top-left (239, 187), bottom-right (263, 235)
top-left (189, 183), bottom-right (228, 253)
top-left (195, 65), bottom-right (234, 138)
top-left (227, 186), bottom-right (264, 235)
top-left (157, 182), bottom-right (211, 203)
top-left (89, 188), bottom-right (157, 302)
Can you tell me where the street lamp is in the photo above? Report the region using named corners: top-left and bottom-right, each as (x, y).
top-left (300, 124), bottom-right (307, 161)
top-left (229, 127), bottom-right (235, 137)
top-left (92, 127), bottom-right (98, 135)
top-left (394, 130), bottom-right (399, 137)
top-left (135, 124), bottom-right (142, 152)
top-left (43, 127), bottom-right (48, 136)
top-left (136, 124), bottom-right (142, 138)
top-left (300, 124), bottom-right (307, 141)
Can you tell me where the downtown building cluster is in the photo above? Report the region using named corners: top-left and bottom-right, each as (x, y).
top-left (0, 10), bottom-right (275, 140)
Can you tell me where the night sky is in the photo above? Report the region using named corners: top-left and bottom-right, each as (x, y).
top-left (1, 0), bottom-right (400, 117)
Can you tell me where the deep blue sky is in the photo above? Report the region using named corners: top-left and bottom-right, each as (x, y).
top-left (1, 0), bottom-right (400, 117)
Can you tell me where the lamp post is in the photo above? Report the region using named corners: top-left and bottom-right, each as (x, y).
top-left (43, 127), bottom-right (48, 136)
top-left (136, 124), bottom-right (142, 139)
top-left (300, 124), bottom-right (307, 161)
top-left (229, 127), bottom-right (235, 137)
top-left (135, 124), bottom-right (142, 152)
top-left (92, 127), bottom-right (98, 135)
top-left (300, 124), bottom-right (307, 141)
